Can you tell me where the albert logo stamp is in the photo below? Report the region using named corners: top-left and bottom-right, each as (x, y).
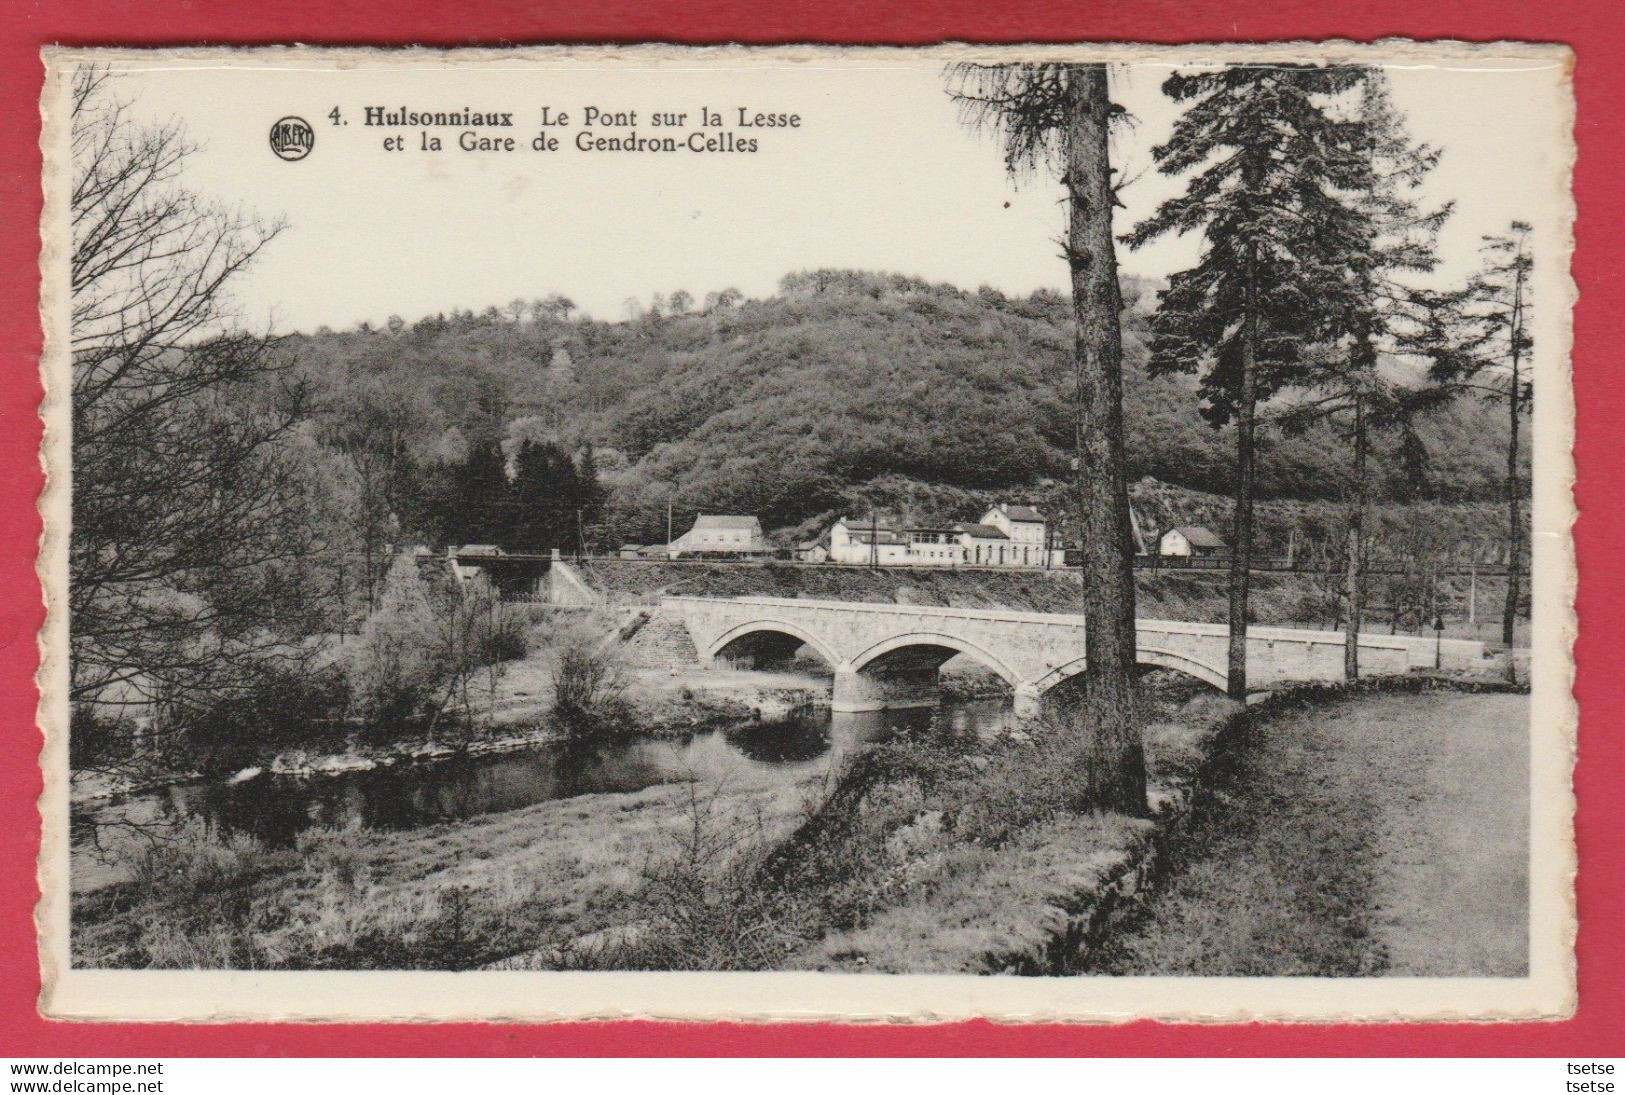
top-left (269, 115), bottom-right (314, 161)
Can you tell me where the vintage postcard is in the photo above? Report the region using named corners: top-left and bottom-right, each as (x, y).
top-left (36, 42), bottom-right (1576, 1022)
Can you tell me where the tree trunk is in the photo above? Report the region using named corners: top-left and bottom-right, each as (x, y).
top-left (1502, 261), bottom-right (1525, 679)
top-left (1227, 246), bottom-right (1259, 701)
top-left (1064, 65), bottom-right (1147, 817)
top-left (1345, 386), bottom-right (1368, 681)
top-left (1503, 338), bottom-right (1522, 673)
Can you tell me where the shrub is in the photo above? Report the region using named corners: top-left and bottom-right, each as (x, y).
top-left (344, 555), bottom-right (447, 727)
top-left (482, 605), bottom-right (529, 663)
top-left (70, 703), bottom-right (137, 771)
top-left (128, 815), bottom-right (276, 904)
top-left (545, 616), bottom-right (631, 730)
top-left (566, 782), bottom-right (814, 971)
top-left (156, 661), bottom-right (349, 775)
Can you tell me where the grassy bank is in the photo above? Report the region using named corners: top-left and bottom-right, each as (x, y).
top-left (71, 760), bottom-right (828, 970)
top-left (1081, 683), bottom-right (1529, 977)
top-left (73, 676), bottom-right (1528, 975)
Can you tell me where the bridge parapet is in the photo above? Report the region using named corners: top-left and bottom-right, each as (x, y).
top-left (659, 595), bottom-right (1459, 713)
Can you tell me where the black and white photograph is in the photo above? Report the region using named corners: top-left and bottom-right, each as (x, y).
top-left (36, 44), bottom-right (1575, 1022)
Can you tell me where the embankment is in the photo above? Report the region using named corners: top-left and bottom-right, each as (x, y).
top-left (573, 559), bottom-right (1346, 626)
top-left (791, 677), bottom-right (1528, 977)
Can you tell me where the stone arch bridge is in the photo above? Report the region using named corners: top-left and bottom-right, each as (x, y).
top-left (660, 595), bottom-right (1486, 716)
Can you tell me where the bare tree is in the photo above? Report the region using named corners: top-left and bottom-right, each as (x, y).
top-left (947, 63), bottom-right (1145, 816)
top-left (69, 66), bottom-right (317, 715)
top-left (1458, 223), bottom-right (1533, 662)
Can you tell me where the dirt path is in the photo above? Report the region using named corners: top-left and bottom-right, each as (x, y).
top-left (1084, 690), bottom-right (1528, 977)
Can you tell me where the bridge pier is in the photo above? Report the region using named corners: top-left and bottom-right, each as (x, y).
top-left (831, 664), bottom-right (941, 713)
top-left (1012, 683), bottom-right (1044, 720)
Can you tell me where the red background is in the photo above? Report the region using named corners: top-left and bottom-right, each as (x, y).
top-left (2, 0), bottom-right (1619, 1058)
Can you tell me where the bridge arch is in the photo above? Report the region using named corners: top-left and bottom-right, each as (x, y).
top-left (1032, 646), bottom-right (1229, 695)
top-left (704, 618), bottom-right (841, 670)
top-left (847, 631), bottom-right (1024, 688)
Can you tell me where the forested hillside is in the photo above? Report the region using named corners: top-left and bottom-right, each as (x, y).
top-left (286, 269), bottom-right (1519, 553)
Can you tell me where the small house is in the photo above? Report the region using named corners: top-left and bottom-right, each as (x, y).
top-left (1159, 526), bottom-right (1228, 558)
top-left (668, 514), bottom-right (771, 559)
top-left (797, 538), bottom-right (829, 563)
top-left (979, 504), bottom-right (1065, 567)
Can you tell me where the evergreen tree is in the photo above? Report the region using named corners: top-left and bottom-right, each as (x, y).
top-left (1283, 71), bottom-right (1453, 679)
top-left (948, 62), bottom-right (1146, 815)
top-left (442, 437), bottom-right (511, 547)
top-left (510, 439), bottom-right (581, 551)
top-left (1126, 63), bottom-right (1367, 698)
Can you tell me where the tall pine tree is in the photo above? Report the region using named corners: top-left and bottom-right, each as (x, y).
top-left (947, 63), bottom-right (1146, 815)
top-left (575, 442), bottom-right (608, 552)
top-left (1127, 64), bottom-right (1366, 698)
top-left (458, 438), bottom-right (513, 547)
top-left (1283, 71), bottom-right (1452, 679)
top-left (510, 439), bottom-right (581, 552)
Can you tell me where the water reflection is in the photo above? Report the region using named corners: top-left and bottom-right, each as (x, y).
top-left (72, 699), bottom-right (1013, 888)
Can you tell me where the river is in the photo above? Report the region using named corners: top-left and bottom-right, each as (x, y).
top-left (71, 698), bottom-right (1014, 891)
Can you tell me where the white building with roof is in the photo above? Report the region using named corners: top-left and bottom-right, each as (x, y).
top-left (978, 504), bottom-right (1065, 567)
top-left (667, 514), bottom-right (772, 558)
top-left (953, 521), bottom-right (1010, 566)
top-left (1159, 525), bottom-right (1229, 558)
top-left (817, 506), bottom-right (1066, 568)
top-left (828, 516), bottom-right (911, 565)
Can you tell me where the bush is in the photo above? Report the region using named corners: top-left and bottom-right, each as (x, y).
top-left (130, 815), bottom-right (273, 904)
top-left (545, 616), bottom-right (631, 730)
top-left (565, 782), bottom-right (815, 971)
top-left (70, 703), bottom-right (137, 771)
top-left (483, 606), bottom-right (529, 663)
top-left (157, 661), bottom-right (348, 775)
top-left (344, 555), bottom-right (447, 727)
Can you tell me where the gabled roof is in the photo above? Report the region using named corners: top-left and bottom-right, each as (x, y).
top-left (1170, 526), bottom-right (1227, 548)
top-left (955, 523), bottom-right (1009, 540)
top-left (999, 504), bottom-right (1044, 522)
top-left (691, 514), bottom-right (761, 530)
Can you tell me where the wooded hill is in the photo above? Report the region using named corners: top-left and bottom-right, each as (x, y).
top-left (286, 269), bottom-right (1521, 553)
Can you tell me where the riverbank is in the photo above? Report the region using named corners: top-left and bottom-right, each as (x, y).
top-left (71, 741), bottom-right (842, 969)
top-left (70, 654), bottom-right (818, 806)
top-left (71, 677), bottom-right (1529, 974)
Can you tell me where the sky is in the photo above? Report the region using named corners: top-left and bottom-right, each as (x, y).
top-left (86, 49), bottom-right (1572, 333)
